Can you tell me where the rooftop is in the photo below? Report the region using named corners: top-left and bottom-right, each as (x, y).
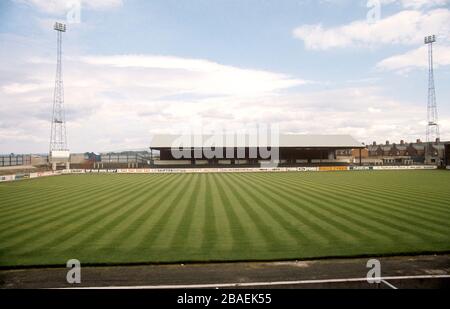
top-left (150, 134), bottom-right (364, 149)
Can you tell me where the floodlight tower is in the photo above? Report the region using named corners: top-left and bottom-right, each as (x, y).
top-left (424, 35), bottom-right (440, 164)
top-left (49, 22), bottom-right (70, 170)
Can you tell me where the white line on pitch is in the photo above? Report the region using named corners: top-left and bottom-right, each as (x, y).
top-left (58, 274), bottom-right (450, 289)
top-left (381, 280), bottom-right (397, 289)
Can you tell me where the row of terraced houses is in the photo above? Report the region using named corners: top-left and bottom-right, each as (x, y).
top-left (345, 138), bottom-right (446, 166)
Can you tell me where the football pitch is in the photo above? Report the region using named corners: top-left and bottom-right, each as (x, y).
top-left (0, 170), bottom-right (449, 267)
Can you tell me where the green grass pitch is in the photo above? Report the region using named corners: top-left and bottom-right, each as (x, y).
top-left (0, 170), bottom-right (449, 267)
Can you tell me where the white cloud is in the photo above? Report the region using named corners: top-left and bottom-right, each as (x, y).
top-left (15, 0), bottom-right (123, 14)
top-left (376, 44), bottom-right (450, 71)
top-left (1, 82), bottom-right (52, 94)
top-left (381, 0), bottom-right (450, 9)
top-left (368, 107), bottom-right (382, 113)
top-left (79, 54), bottom-right (307, 97)
top-left (1, 40), bottom-right (449, 153)
top-left (0, 51), bottom-right (310, 152)
top-left (82, 0), bottom-right (123, 10)
top-left (293, 9), bottom-right (450, 50)
top-left (2, 61), bottom-right (448, 152)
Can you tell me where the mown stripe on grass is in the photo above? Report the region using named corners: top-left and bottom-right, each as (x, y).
top-left (182, 174), bottom-right (208, 251)
top-left (256, 172), bottom-right (392, 244)
top-left (248, 173), bottom-right (362, 244)
top-left (114, 174), bottom-right (190, 250)
top-left (0, 174), bottom-right (131, 206)
top-left (323, 171), bottom-right (450, 209)
top-left (0, 174), bottom-right (148, 242)
top-left (318, 174), bottom-right (450, 221)
top-left (287, 173), bottom-right (450, 234)
top-left (0, 175), bottom-right (132, 226)
top-left (230, 173), bottom-right (306, 246)
top-left (0, 176), bottom-right (93, 207)
top-left (126, 174), bottom-right (196, 251)
top-left (273, 173), bottom-right (449, 240)
top-left (145, 174), bottom-right (200, 250)
top-left (1, 171), bottom-right (449, 267)
top-left (203, 174), bottom-right (234, 252)
top-left (272, 173), bottom-right (413, 244)
top-left (0, 173), bottom-right (119, 202)
top-left (220, 174), bottom-right (289, 251)
top-left (0, 176), bottom-right (103, 217)
top-left (60, 174), bottom-right (178, 252)
top-left (199, 174), bottom-right (219, 251)
top-left (164, 174), bottom-right (203, 250)
top-left (213, 174), bottom-right (257, 253)
top-left (0, 174), bottom-right (154, 237)
top-left (236, 173), bottom-right (343, 245)
top-left (232, 173), bottom-right (331, 245)
top-left (0, 174), bottom-right (165, 253)
top-left (92, 174), bottom-right (183, 249)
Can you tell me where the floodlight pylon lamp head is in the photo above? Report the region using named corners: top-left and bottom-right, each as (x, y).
top-left (54, 22), bottom-right (66, 32)
top-left (424, 35), bottom-right (436, 44)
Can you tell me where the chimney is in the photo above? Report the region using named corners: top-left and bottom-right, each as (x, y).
top-left (416, 139), bottom-right (421, 144)
top-left (372, 141), bottom-right (376, 146)
top-left (386, 140), bottom-right (389, 145)
top-left (400, 140), bottom-right (404, 145)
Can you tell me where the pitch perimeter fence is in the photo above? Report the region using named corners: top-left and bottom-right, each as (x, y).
top-left (0, 165), bottom-right (443, 182)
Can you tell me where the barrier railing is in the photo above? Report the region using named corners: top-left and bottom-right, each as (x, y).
top-left (0, 170), bottom-right (61, 182)
top-left (61, 165), bottom-right (438, 174)
top-left (0, 165), bottom-right (439, 182)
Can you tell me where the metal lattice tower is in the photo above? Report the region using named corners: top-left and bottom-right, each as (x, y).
top-left (50, 22), bottom-right (68, 154)
top-left (424, 35), bottom-right (440, 157)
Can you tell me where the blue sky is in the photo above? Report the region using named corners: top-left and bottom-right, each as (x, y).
top-left (0, 0), bottom-right (449, 153)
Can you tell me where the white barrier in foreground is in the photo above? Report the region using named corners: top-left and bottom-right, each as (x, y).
top-left (61, 167), bottom-right (320, 174)
top-left (0, 175), bottom-right (16, 182)
top-left (116, 167), bottom-right (321, 174)
top-left (0, 171), bottom-right (61, 182)
top-left (372, 165), bottom-right (437, 170)
top-left (62, 165), bottom-right (437, 175)
top-left (0, 165), bottom-right (441, 181)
